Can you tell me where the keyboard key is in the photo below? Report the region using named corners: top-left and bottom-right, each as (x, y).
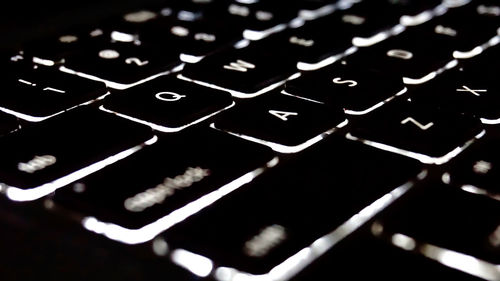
top-left (61, 41), bottom-right (181, 89)
top-left (102, 76), bottom-right (234, 132)
top-left (443, 138), bottom-right (500, 199)
top-left (0, 107), bottom-right (154, 202)
top-left (256, 17), bottom-right (357, 69)
top-left (285, 62), bottom-right (406, 115)
top-left (347, 28), bottom-right (457, 85)
top-left (179, 43), bottom-right (298, 98)
top-left (213, 89), bottom-right (347, 153)
top-left (51, 128), bottom-right (276, 232)
top-left (162, 136), bottom-right (423, 274)
top-left (347, 99), bottom-right (484, 164)
top-left (374, 183), bottom-right (500, 266)
top-left (414, 3), bottom-right (500, 57)
top-left (461, 45), bottom-right (500, 78)
top-left (292, 231), bottom-right (485, 281)
top-left (0, 65), bottom-right (107, 122)
top-left (409, 68), bottom-right (500, 124)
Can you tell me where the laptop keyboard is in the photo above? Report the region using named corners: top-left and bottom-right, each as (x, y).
top-left (1, 0), bottom-right (499, 280)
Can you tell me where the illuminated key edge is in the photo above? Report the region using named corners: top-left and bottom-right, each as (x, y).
top-left (210, 170), bottom-right (428, 281)
top-left (345, 130), bottom-right (486, 165)
top-left (210, 119), bottom-right (349, 154)
top-left (4, 135), bottom-right (158, 202)
top-left (80, 156), bottom-right (279, 245)
top-left (0, 92), bottom-right (111, 122)
top-left (99, 99), bottom-right (235, 133)
top-left (60, 63), bottom-right (184, 90)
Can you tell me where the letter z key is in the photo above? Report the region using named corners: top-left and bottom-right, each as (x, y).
top-left (347, 99), bottom-right (484, 165)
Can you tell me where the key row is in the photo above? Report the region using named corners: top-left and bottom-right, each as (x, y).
top-left (7, 0), bottom-right (489, 91)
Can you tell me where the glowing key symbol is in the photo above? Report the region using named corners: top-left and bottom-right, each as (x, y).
top-left (99, 49), bottom-right (120, 59)
top-left (473, 160), bottom-right (492, 174)
top-left (125, 57), bottom-right (149, 66)
top-left (269, 110), bottom-right (298, 121)
top-left (401, 117), bottom-right (434, 130)
top-left (332, 77), bottom-right (358, 87)
top-left (223, 59), bottom-right (255, 72)
top-left (456, 85), bottom-right (487, 97)
top-left (387, 49), bottom-right (413, 60)
top-left (155, 92), bottom-right (186, 102)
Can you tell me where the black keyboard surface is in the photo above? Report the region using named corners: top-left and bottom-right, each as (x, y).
top-left (0, 0), bottom-right (499, 280)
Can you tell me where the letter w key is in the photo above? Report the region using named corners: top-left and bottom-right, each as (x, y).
top-left (223, 60), bottom-right (256, 72)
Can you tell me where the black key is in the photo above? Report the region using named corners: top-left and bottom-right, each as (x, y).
top-left (0, 111), bottom-right (19, 136)
top-left (257, 17), bottom-right (356, 69)
top-left (347, 28), bottom-right (457, 85)
top-left (51, 128), bottom-right (276, 234)
top-left (213, 89), bottom-right (346, 153)
top-left (61, 41), bottom-right (181, 89)
top-left (102, 76), bottom-right (234, 132)
top-left (179, 43), bottom-right (298, 98)
top-left (285, 62), bottom-right (406, 115)
top-left (162, 136), bottom-right (423, 274)
top-left (461, 44), bottom-right (500, 78)
top-left (409, 68), bottom-right (500, 123)
top-left (375, 184), bottom-right (500, 266)
top-left (0, 107), bottom-right (154, 202)
top-left (0, 65), bottom-right (107, 122)
top-left (443, 138), bottom-right (500, 199)
top-left (292, 231), bottom-right (485, 281)
top-left (412, 3), bottom-right (500, 58)
top-left (347, 99), bottom-right (484, 164)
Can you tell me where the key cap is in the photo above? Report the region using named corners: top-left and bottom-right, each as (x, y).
top-left (0, 107), bottom-right (154, 202)
top-left (347, 28), bottom-right (458, 85)
top-left (256, 16), bottom-right (357, 69)
top-left (347, 99), bottom-right (484, 164)
top-left (442, 138), bottom-right (500, 199)
top-left (284, 62), bottom-right (406, 115)
top-left (161, 136), bottom-right (423, 274)
top-left (374, 183), bottom-right (500, 266)
top-left (51, 128), bottom-right (276, 233)
top-left (213, 89), bottom-right (347, 153)
top-left (461, 45), bottom-right (500, 78)
top-left (61, 41), bottom-right (181, 89)
top-left (291, 230), bottom-right (485, 281)
top-left (0, 65), bottom-right (107, 122)
top-left (409, 68), bottom-right (500, 124)
top-left (412, 2), bottom-right (500, 58)
top-left (179, 43), bottom-right (298, 98)
top-left (102, 76), bottom-right (234, 132)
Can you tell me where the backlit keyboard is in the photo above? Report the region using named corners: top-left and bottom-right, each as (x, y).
top-left (0, 0), bottom-right (499, 280)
